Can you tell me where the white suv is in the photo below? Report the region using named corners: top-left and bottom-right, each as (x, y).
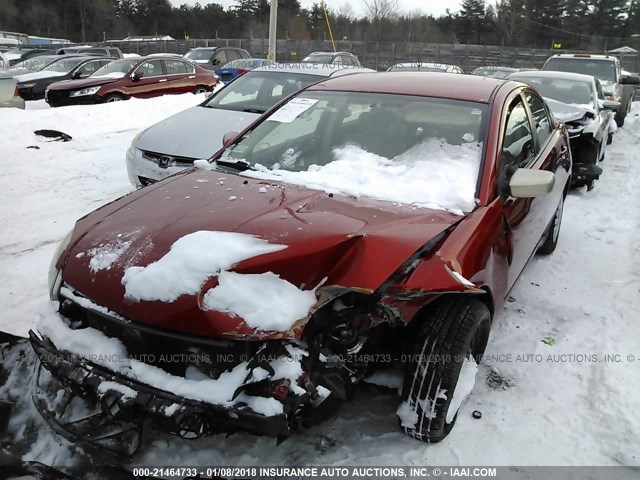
top-left (543, 53), bottom-right (639, 126)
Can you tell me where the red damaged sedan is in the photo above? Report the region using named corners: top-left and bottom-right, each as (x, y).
top-left (32, 72), bottom-right (570, 455)
top-left (45, 55), bottom-right (218, 107)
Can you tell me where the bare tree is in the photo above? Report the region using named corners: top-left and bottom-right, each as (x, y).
top-left (363, 0), bottom-right (399, 41)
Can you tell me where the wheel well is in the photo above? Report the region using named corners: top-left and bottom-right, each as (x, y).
top-left (406, 289), bottom-right (495, 334)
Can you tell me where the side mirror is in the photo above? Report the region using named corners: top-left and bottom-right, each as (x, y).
top-left (620, 74), bottom-right (640, 85)
top-left (72, 71), bottom-right (83, 79)
top-left (222, 131), bottom-right (239, 146)
top-left (131, 71), bottom-right (143, 81)
top-left (509, 169), bottom-right (555, 198)
top-left (601, 99), bottom-right (621, 111)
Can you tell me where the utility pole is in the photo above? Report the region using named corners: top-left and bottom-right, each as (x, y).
top-left (268, 0), bottom-right (278, 61)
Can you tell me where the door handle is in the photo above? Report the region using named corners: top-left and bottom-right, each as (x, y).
top-left (188, 75), bottom-right (195, 79)
top-left (159, 79), bottom-right (167, 82)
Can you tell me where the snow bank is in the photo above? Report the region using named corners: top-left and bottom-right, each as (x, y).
top-left (122, 231), bottom-right (287, 302)
top-left (243, 140), bottom-right (481, 214)
top-left (203, 271), bottom-right (317, 332)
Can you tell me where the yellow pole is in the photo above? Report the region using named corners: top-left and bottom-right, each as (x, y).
top-left (322, 1), bottom-right (337, 52)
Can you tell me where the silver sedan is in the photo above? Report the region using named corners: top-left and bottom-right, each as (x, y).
top-left (126, 63), bottom-right (374, 188)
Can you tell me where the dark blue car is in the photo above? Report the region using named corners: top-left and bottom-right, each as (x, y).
top-left (214, 58), bottom-right (272, 83)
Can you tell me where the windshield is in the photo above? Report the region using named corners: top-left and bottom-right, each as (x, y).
top-left (184, 49), bottom-right (214, 61)
top-left (221, 91), bottom-right (487, 213)
top-left (92, 59), bottom-right (137, 77)
top-left (301, 54), bottom-right (334, 64)
top-left (42, 57), bottom-right (86, 73)
top-left (544, 58), bottom-right (617, 83)
top-left (511, 76), bottom-right (594, 106)
top-left (13, 55), bottom-right (59, 71)
top-left (202, 71), bottom-right (324, 113)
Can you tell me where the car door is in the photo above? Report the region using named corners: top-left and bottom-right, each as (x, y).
top-left (594, 79), bottom-right (612, 147)
top-left (161, 59), bottom-right (190, 94)
top-left (499, 91), bottom-right (568, 289)
top-left (122, 60), bottom-right (167, 98)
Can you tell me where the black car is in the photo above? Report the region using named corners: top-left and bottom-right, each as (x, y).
top-left (182, 46), bottom-right (251, 70)
top-left (15, 56), bottom-right (113, 100)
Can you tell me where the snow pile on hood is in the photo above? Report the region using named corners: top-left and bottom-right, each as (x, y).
top-left (243, 140), bottom-right (482, 214)
top-left (36, 302), bottom-right (307, 416)
top-left (122, 231), bottom-right (287, 302)
top-left (203, 271), bottom-right (318, 331)
top-left (15, 71), bottom-right (67, 81)
top-left (545, 97), bottom-right (595, 123)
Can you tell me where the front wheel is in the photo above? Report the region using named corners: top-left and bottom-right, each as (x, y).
top-left (399, 297), bottom-right (491, 443)
top-left (103, 93), bottom-right (125, 103)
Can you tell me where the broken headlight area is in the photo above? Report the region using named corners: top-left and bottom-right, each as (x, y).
top-left (565, 112), bottom-right (595, 139)
top-left (29, 287), bottom-right (409, 456)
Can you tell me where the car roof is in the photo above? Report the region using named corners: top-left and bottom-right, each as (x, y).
top-left (473, 66), bottom-right (519, 71)
top-left (188, 47), bottom-right (240, 51)
top-left (547, 54), bottom-right (618, 62)
top-left (252, 63), bottom-right (373, 77)
top-left (307, 72), bottom-right (506, 103)
top-left (510, 70), bottom-right (596, 83)
top-left (306, 51), bottom-right (353, 56)
top-left (137, 54), bottom-right (191, 60)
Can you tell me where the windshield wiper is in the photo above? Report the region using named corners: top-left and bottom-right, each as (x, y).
top-left (241, 108), bottom-right (265, 114)
top-left (215, 159), bottom-right (253, 171)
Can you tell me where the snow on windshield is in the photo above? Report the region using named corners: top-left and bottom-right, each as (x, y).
top-left (243, 140), bottom-right (482, 215)
top-left (224, 92), bottom-right (484, 214)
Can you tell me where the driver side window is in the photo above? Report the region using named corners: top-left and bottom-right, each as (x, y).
top-left (502, 97), bottom-right (535, 170)
top-left (137, 60), bottom-right (163, 77)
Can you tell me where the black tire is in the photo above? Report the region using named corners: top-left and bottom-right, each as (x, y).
top-left (607, 133), bottom-right (613, 145)
top-left (615, 111), bottom-right (625, 128)
top-left (193, 86), bottom-right (208, 94)
top-left (399, 297), bottom-right (491, 443)
top-left (103, 93), bottom-right (125, 103)
top-left (539, 195), bottom-right (564, 254)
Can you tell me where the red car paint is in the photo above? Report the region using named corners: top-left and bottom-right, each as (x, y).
top-left (56, 73), bottom-right (571, 340)
top-left (46, 55), bottom-right (218, 106)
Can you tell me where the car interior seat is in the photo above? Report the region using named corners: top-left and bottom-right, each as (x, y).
top-left (339, 106), bottom-right (407, 158)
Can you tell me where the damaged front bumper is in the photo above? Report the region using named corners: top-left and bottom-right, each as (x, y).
top-left (29, 331), bottom-right (325, 459)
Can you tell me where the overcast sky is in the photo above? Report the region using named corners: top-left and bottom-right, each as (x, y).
top-left (168, 0), bottom-right (464, 18)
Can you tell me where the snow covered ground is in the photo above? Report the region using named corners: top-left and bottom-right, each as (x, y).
top-left (1, 95), bottom-right (639, 471)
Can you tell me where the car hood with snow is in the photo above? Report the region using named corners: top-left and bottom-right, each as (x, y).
top-left (135, 106), bottom-right (261, 159)
top-left (57, 168), bottom-right (468, 340)
top-left (14, 70), bottom-right (67, 83)
top-left (545, 97), bottom-right (595, 123)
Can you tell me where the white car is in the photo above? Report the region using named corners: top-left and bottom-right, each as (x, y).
top-left (542, 53), bottom-right (640, 126)
top-left (126, 63), bottom-right (374, 187)
top-left (0, 52), bottom-right (10, 71)
top-left (0, 77), bottom-right (25, 109)
top-left (509, 70), bottom-right (619, 190)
